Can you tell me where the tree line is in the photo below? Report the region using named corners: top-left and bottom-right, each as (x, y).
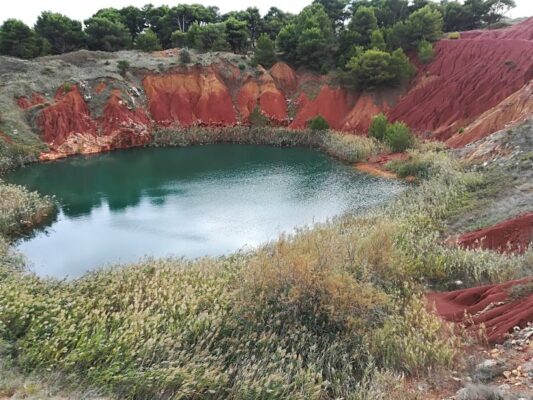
top-left (0, 0), bottom-right (514, 88)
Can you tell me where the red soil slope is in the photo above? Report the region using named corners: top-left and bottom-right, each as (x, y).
top-left (389, 18), bottom-right (533, 140)
top-left (143, 68), bottom-right (237, 127)
top-left (446, 81), bottom-right (533, 148)
top-left (460, 17), bottom-right (533, 40)
top-left (36, 85), bottom-right (150, 160)
top-left (456, 213), bottom-right (533, 254)
top-left (290, 86), bottom-right (353, 130)
top-left (16, 92), bottom-right (46, 109)
top-left (99, 90), bottom-right (151, 149)
top-left (236, 70), bottom-right (288, 124)
top-left (428, 278), bottom-right (533, 344)
top-left (38, 86), bottom-right (97, 146)
top-left (270, 62), bottom-right (298, 93)
top-left (342, 95), bottom-right (390, 133)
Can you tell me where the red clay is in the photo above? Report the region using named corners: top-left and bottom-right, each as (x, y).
top-left (269, 62), bottom-right (298, 93)
top-left (100, 90), bottom-right (151, 148)
top-left (290, 86), bottom-right (353, 130)
top-left (446, 81), bottom-right (533, 148)
top-left (16, 92), bottom-right (46, 109)
top-left (38, 86), bottom-right (96, 146)
top-left (460, 17), bottom-right (533, 40)
top-left (428, 277), bottom-right (533, 344)
top-left (342, 95), bottom-right (388, 133)
top-left (456, 213), bottom-right (533, 254)
top-left (94, 82), bottom-right (107, 94)
top-left (389, 18), bottom-right (533, 140)
top-left (236, 73), bottom-right (288, 124)
top-left (143, 68), bottom-right (237, 127)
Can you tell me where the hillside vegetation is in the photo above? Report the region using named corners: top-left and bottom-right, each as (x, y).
top-left (1, 129), bottom-right (531, 398)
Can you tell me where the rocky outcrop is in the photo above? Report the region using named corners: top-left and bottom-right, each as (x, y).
top-left (342, 95), bottom-right (390, 133)
top-left (270, 62), bottom-right (298, 93)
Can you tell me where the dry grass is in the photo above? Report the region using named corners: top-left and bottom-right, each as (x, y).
top-left (0, 142), bottom-right (530, 398)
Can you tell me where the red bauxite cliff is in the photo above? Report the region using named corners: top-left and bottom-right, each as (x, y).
top-left (16, 17), bottom-right (532, 160)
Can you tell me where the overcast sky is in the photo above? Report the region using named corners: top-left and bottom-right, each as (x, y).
top-left (1, 0), bottom-right (532, 26)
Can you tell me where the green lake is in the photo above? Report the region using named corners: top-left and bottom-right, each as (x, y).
top-left (8, 145), bottom-right (405, 278)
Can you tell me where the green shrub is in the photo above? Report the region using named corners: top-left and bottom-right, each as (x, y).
top-left (385, 122), bottom-right (414, 152)
top-left (386, 158), bottom-right (431, 179)
top-left (307, 115), bottom-right (329, 131)
top-left (117, 60), bottom-right (130, 77)
top-left (251, 34), bottom-right (276, 68)
top-left (62, 82), bottom-right (72, 92)
top-left (447, 32), bottom-right (460, 39)
top-left (134, 29), bottom-right (161, 52)
top-left (238, 63), bottom-right (246, 70)
top-left (248, 107), bottom-right (270, 127)
top-left (179, 49), bottom-right (191, 64)
top-left (417, 40), bottom-right (434, 64)
top-left (171, 30), bottom-right (187, 48)
top-left (369, 113), bottom-right (388, 140)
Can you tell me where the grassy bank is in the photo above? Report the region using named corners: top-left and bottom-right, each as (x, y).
top-left (0, 139), bottom-right (530, 399)
top-left (151, 126), bottom-right (386, 164)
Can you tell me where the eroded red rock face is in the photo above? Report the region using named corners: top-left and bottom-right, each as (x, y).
top-left (446, 81), bottom-right (533, 148)
top-left (143, 68), bottom-right (237, 127)
top-left (236, 71), bottom-right (288, 124)
top-left (290, 86), bottom-right (353, 130)
top-left (16, 92), bottom-right (46, 109)
top-left (270, 62), bottom-right (298, 93)
top-left (389, 19), bottom-right (533, 140)
top-left (100, 90), bottom-right (151, 149)
top-left (37, 85), bottom-right (150, 160)
top-left (342, 95), bottom-right (389, 133)
top-left (456, 213), bottom-right (533, 254)
top-left (428, 278), bottom-right (533, 344)
top-left (38, 86), bottom-right (97, 146)
top-left (460, 17), bottom-right (533, 40)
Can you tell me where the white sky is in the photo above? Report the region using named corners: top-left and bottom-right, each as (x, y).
top-left (1, 0), bottom-right (532, 26)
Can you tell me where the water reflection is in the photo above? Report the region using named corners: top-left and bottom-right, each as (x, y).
top-left (8, 145), bottom-right (405, 278)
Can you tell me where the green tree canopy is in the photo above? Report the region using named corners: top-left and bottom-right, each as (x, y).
top-left (276, 3), bottom-right (334, 71)
top-left (252, 34), bottom-right (277, 68)
top-left (84, 17), bottom-right (132, 51)
top-left (186, 22), bottom-right (230, 52)
top-left (0, 19), bottom-right (40, 59)
top-left (262, 7), bottom-right (295, 40)
top-left (406, 5), bottom-right (443, 46)
top-left (348, 6), bottom-right (379, 47)
top-left (34, 12), bottom-right (86, 55)
top-left (346, 48), bottom-right (414, 89)
top-left (313, 0), bottom-right (349, 29)
top-left (118, 6), bottom-right (146, 40)
top-left (135, 29), bottom-right (162, 52)
top-left (225, 17), bottom-right (249, 53)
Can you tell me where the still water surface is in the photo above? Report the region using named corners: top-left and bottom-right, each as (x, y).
top-left (8, 145), bottom-right (405, 278)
